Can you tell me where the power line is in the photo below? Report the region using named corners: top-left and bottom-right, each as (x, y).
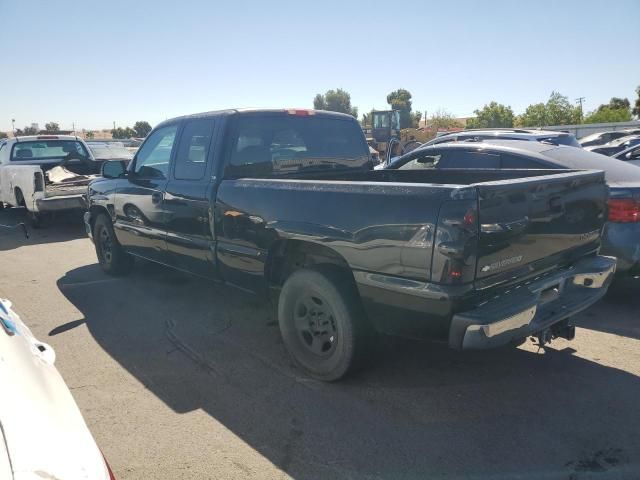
top-left (576, 97), bottom-right (585, 123)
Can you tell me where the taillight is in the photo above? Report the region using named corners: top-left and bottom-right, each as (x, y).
top-left (608, 198), bottom-right (640, 223)
top-left (34, 172), bottom-right (44, 192)
top-left (431, 197), bottom-right (479, 284)
top-left (287, 109), bottom-right (315, 116)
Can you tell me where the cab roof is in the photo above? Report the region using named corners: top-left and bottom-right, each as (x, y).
top-left (155, 108), bottom-right (356, 129)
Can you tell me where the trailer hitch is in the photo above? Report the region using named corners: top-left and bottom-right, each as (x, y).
top-left (533, 320), bottom-right (575, 349)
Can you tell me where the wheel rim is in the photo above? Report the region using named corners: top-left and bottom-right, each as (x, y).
top-left (99, 226), bottom-right (113, 265)
top-left (293, 293), bottom-right (338, 357)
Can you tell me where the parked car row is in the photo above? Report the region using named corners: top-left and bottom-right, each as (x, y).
top-left (584, 134), bottom-right (640, 156)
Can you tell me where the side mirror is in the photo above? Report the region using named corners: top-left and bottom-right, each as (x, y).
top-left (101, 160), bottom-right (127, 179)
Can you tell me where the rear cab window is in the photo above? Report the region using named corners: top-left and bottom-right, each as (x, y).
top-left (224, 112), bottom-right (369, 178)
top-left (10, 140), bottom-right (89, 161)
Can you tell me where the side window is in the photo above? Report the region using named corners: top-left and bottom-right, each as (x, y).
top-left (437, 150), bottom-right (500, 168)
top-left (500, 154), bottom-right (552, 169)
top-left (133, 125), bottom-right (178, 178)
top-left (398, 154), bottom-right (441, 170)
top-left (174, 119), bottom-right (215, 180)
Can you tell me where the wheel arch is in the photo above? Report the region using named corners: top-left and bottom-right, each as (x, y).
top-left (88, 204), bottom-right (111, 230)
top-left (265, 239), bottom-right (359, 294)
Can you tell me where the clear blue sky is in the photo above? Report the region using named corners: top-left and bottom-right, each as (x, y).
top-left (1, 0), bottom-right (639, 131)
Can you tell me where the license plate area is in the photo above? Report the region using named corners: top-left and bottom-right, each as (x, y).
top-left (538, 281), bottom-right (564, 305)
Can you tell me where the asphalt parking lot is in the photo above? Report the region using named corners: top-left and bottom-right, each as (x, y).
top-left (1, 208), bottom-right (639, 480)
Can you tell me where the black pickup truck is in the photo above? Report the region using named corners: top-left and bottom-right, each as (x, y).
top-left (84, 109), bottom-right (616, 381)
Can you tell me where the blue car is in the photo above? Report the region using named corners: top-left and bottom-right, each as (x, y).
top-left (387, 139), bottom-right (640, 277)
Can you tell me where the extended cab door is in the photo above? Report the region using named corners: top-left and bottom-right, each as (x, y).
top-left (113, 123), bottom-right (179, 263)
top-left (163, 117), bottom-right (219, 278)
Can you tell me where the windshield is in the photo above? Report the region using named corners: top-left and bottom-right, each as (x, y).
top-left (11, 140), bottom-right (89, 161)
top-left (88, 144), bottom-right (134, 160)
top-left (226, 114), bottom-right (369, 177)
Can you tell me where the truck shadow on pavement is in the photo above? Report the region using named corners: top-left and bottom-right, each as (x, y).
top-left (0, 207), bottom-right (86, 251)
top-left (56, 262), bottom-right (640, 479)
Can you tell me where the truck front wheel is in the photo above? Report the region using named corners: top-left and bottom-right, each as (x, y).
top-left (278, 267), bottom-right (369, 381)
top-left (93, 214), bottom-right (133, 275)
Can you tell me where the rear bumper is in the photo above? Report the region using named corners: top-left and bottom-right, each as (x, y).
top-left (449, 255), bottom-right (616, 350)
top-left (35, 194), bottom-right (86, 212)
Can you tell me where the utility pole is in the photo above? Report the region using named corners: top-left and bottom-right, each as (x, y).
top-left (11, 118), bottom-right (15, 136)
top-left (576, 97), bottom-right (585, 123)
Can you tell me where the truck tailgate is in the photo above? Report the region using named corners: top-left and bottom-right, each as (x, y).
top-left (475, 170), bottom-right (607, 281)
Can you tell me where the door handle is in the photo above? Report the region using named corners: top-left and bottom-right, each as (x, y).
top-left (152, 192), bottom-right (163, 204)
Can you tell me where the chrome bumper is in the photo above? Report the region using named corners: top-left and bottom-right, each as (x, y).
top-left (35, 194), bottom-right (86, 212)
top-left (449, 255), bottom-right (616, 350)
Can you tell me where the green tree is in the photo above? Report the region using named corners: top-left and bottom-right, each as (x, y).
top-left (466, 102), bottom-right (514, 128)
top-left (312, 89), bottom-right (358, 117)
top-left (584, 107), bottom-right (632, 123)
top-left (111, 126), bottom-right (136, 139)
top-left (583, 96), bottom-right (632, 123)
top-left (0, 132), bottom-right (8, 139)
top-left (429, 109), bottom-right (462, 130)
top-left (133, 121), bottom-right (152, 138)
top-left (44, 122), bottom-right (60, 133)
top-left (361, 112), bottom-right (371, 127)
top-left (85, 131), bottom-right (95, 139)
top-left (633, 86), bottom-right (640, 118)
top-left (386, 88), bottom-right (413, 128)
top-left (313, 93), bottom-right (326, 110)
top-left (413, 111), bottom-right (422, 128)
top-left (517, 91), bottom-right (581, 127)
top-left (601, 97), bottom-right (630, 111)
top-left (17, 126), bottom-right (38, 136)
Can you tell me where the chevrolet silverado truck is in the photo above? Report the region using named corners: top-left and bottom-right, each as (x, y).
top-left (0, 135), bottom-right (101, 227)
top-left (84, 109), bottom-right (616, 381)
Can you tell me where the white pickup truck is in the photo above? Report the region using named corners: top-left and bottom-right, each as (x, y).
top-left (0, 135), bottom-right (102, 227)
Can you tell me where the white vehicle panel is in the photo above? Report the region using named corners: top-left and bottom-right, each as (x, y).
top-left (0, 299), bottom-right (110, 479)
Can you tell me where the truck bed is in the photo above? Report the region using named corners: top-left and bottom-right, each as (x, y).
top-left (223, 167), bottom-right (606, 281)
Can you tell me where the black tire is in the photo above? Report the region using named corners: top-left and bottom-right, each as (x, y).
top-left (278, 267), bottom-right (370, 381)
top-left (93, 213), bottom-right (133, 275)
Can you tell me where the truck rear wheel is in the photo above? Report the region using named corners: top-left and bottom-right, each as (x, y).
top-left (278, 267), bottom-right (369, 381)
top-left (93, 214), bottom-right (133, 275)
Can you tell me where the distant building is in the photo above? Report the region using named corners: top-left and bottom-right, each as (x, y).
top-left (31, 123), bottom-right (39, 131)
